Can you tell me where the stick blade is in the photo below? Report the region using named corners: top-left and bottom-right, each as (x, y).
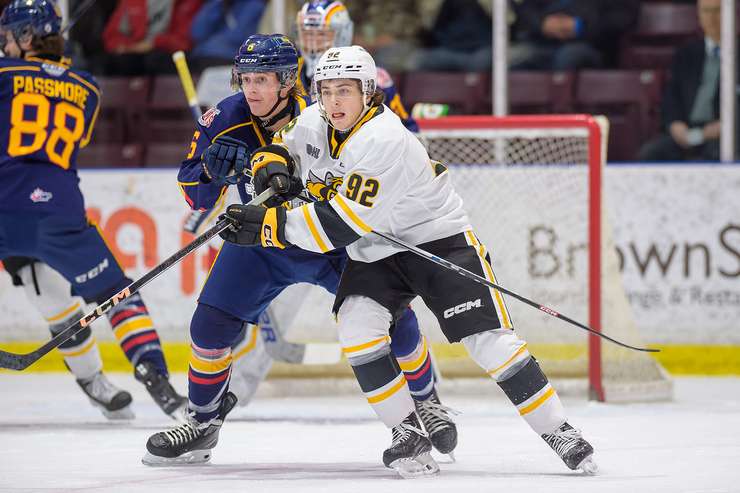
top-left (0, 348), bottom-right (36, 371)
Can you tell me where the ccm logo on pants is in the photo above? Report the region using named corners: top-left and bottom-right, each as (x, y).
top-left (444, 299), bottom-right (482, 319)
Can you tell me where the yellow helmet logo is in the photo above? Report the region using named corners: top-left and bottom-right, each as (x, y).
top-left (247, 43), bottom-right (255, 52)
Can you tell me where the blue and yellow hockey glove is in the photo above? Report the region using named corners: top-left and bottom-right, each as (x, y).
top-left (201, 136), bottom-right (248, 186)
top-left (219, 204), bottom-right (289, 249)
top-left (250, 144), bottom-right (304, 207)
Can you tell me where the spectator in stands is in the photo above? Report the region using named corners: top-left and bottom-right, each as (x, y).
top-left (510, 0), bottom-right (639, 70)
top-left (638, 0), bottom-right (731, 162)
top-left (407, 0), bottom-right (493, 71)
top-left (102, 0), bottom-right (202, 76)
top-left (189, 0), bottom-right (266, 71)
top-left (68, 0), bottom-right (117, 74)
top-left (347, 0), bottom-right (427, 72)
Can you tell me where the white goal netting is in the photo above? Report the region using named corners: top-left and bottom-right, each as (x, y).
top-left (418, 115), bottom-right (672, 402)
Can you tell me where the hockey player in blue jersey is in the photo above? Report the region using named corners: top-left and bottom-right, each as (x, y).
top-left (227, 1), bottom-right (426, 408)
top-left (0, 0), bottom-right (186, 419)
top-left (142, 33), bottom-right (455, 466)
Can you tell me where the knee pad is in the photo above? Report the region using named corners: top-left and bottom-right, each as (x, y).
top-left (17, 261), bottom-right (83, 325)
top-left (389, 307), bottom-right (421, 357)
top-left (2, 256), bottom-right (33, 286)
top-left (462, 328), bottom-right (530, 381)
top-left (191, 303), bottom-right (246, 349)
top-left (337, 296), bottom-right (393, 365)
top-left (338, 296), bottom-right (412, 427)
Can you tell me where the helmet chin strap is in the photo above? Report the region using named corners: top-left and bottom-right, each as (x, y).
top-left (254, 89), bottom-right (293, 129)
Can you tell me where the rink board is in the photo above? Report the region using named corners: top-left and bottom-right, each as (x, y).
top-left (0, 165), bottom-right (738, 374)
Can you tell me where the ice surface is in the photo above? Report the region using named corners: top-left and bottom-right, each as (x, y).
top-left (1, 374), bottom-right (739, 492)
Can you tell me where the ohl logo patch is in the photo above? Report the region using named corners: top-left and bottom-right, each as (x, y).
top-left (198, 107), bottom-right (220, 128)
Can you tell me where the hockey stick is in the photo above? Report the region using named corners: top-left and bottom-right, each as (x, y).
top-left (291, 192), bottom-right (657, 353)
top-left (0, 188), bottom-right (275, 371)
top-left (172, 51), bottom-right (202, 123)
top-left (60, 0), bottom-right (98, 36)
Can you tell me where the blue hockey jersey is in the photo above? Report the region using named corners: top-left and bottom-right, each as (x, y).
top-left (0, 56), bottom-right (100, 214)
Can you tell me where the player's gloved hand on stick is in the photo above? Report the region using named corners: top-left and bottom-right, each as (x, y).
top-left (201, 136), bottom-right (248, 186)
top-left (250, 144), bottom-right (304, 207)
top-left (219, 204), bottom-right (290, 249)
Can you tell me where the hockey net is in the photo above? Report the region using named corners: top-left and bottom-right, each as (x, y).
top-left (416, 115), bottom-right (672, 402)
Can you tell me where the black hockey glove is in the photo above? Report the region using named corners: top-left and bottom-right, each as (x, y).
top-left (219, 204), bottom-right (290, 249)
top-left (250, 144), bottom-right (304, 207)
top-left (201, 136), bottom-right (248, 186)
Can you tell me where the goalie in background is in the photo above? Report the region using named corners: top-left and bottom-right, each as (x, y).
top-left (0, 1), bottom-right (186, 420)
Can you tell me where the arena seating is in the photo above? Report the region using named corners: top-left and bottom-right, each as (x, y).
top-left (575, 70), bottom-right (664, 161)
top-left (505, 71), bottom-right (575, 115)
top-left (77, 143), bottom-right (145, 168)
top-left (620, 3), bottom-right (699, 69)
top-left (146, 75), bottom-right (199, 145)
top-left (402, 71), bottom-right (489, 115)
top-left (94, 77), bottom-right (150, 145)
top-left (81, 55), bottom-right (689, 165)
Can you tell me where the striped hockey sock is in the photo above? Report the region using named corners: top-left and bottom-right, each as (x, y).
top-left (396, 335), bottom-right (435, 401)
top-left (107, 293), bottom-right (166, 375)
top-left (188, 343), bottom-right (233, 422)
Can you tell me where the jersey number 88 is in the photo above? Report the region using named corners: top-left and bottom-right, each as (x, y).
top-left (8, 93), bottom-right (85, 169)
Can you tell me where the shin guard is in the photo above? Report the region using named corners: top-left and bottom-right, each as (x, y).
top-left (463, 329), bottom-right (566, 435)
top-left (339, 296), bottom-right (414, 427)
top-left (17, 262), bottom-right (102, 380)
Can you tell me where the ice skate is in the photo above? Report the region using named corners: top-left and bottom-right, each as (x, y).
top-left (382, 413), bottom-right (440, 478)
top-left (134, 361), bottom-right (187, 420)
top-left (542, 422), bottom-right (598, 474)
top-left (414, 389), bottom-right (459, 460)
top-left (142, 392), bottom-right (238, 466)
top-left (76, 371), bottom-right (134, 420)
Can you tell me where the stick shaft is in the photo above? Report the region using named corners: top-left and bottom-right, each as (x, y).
top-left (292, 192), bottom-right (655, 354)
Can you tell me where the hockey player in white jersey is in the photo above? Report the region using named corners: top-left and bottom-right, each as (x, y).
top-left (221, 46), bottom-right (598, 478)
top-left (225, 0), bottom-right (455, 458)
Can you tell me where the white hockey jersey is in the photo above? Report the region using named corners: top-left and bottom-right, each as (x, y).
top-left (276, 103), bottom-right (472, 262)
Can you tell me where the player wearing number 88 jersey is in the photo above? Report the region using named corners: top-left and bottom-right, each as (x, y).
top-left (0, 0), bottom-right (186, 420)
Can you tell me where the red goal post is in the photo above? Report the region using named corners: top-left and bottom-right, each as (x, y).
top-left (416, 115), bottom-right (671, 402)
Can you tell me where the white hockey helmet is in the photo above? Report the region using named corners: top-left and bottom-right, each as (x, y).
top-left (296, 1), bottom-right (354, 78)
top-left (312, 46), bottom-right (377, 99)
top-left (312, 46), bottom-right (378, 127)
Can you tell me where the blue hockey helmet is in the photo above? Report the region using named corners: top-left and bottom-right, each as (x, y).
top-left (296, 1), bottom-right (354, 78)
top-left (0, 0), bottom-right (62, 51)
top-left (231, 34), bottom-right (299, 90)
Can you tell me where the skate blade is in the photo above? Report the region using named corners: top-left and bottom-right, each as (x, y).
top-left (389, 452), bottom-right (440, 479)
top-left (101, 406), bottom-right (135, 420)
top-left (141, 449), bottom-right (212, 467)
top-left (88, 398), bottom-right (135, 421)
top-left (577, 456), bottom-right (598, 475)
